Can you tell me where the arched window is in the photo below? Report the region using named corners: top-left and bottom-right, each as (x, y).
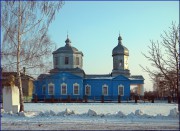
top-left (118, 84), bottom-right (124, 96)
top-left (102, 84), bottom-right (108, 96)
top-left (65, 57), bottom-right (69, 64)
top-left (61, 83), bottom-right (67, 95)
top-left (48, 83), bottom-right (54, 95)
top-left (73, 83), bottom-right (79, 95)
top-left (85, 84), bottom-right (91, 96)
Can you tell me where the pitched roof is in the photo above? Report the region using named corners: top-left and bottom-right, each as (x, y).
top-left (85, 74), bottom-right (112, 79)
top-left (129, 75), bottom-right (144, 80)
top-left (2, 72), bottom-right (35, 80)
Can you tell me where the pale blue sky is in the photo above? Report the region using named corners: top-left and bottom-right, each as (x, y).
top-left (48, 1), bottom-right (179, 91)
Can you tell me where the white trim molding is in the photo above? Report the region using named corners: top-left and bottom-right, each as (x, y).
top-left (48, 83), bottom-right (54, 95)
top-left (118, 84), bottom-right (124, 96)
top-left (73, 83), bottom-right (79, 95)
top-left (85, 84), bottom-right (91, 96)
top-left (102, 84), bottom-right (108, 96)
top-left (61, 83), bottom-right (67, 95)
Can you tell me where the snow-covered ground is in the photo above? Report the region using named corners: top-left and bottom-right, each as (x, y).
top-left (1, 102), bottom-right (179, 130)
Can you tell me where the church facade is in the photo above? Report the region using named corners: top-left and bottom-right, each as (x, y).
top-left (33, 35), bottom-right (144, 102)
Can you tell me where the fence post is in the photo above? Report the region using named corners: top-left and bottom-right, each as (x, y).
top-left (67, 95), bottom-right (71, 103)
top-left (151, 95), bottom-right (154, 103)
top-left (135, 95), bottom-right (138, 103)
top-left (118, 95), bottom-right (121, 103)
top-left (51, 95), bottom-right (54, 103)
top-left (35, 94), bottom-right (38, 103)
top-left (84, 95), bottom-right (87, 103)
top-left (101, 95), bottom-right (104, 103)
top-left (44, 95), bottom-right (46, 103)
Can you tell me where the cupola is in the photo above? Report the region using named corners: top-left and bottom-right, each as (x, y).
top-left (112, 34), bottom-right (129, 56)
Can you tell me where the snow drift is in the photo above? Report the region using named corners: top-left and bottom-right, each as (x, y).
top-left (1, 107), bottom-right (179, 119)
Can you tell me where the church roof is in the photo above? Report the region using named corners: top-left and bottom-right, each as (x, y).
top-left (53, 45), bottom-right (79, 54)
top-left (129, 75), bottom-right (144, 80)
top-left (52, 36), bottom-right (83, 55)
top-left (49, 67), bottom-right (85, 74)
top-left (85, 74), bottom-right (144, 80)
top-left (112, 35), bottom-right (129, 56)
top-left (85, 74), bottom-right (112, 79)
top-left (37, 74), bottom-right (49, 79)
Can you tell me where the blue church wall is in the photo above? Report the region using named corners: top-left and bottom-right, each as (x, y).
top-left (34, 72), bottom-right (83, 100)
top-left (112, 80), bottom-right (130, 100)
top-left (83, 75), bottom-right (131, 101)
top-left (112, 75), bottom-right (130, 100)
top-left (83, 79), bottom-right (112, 101)
top-left (33, 73), bottom-right (140, 102)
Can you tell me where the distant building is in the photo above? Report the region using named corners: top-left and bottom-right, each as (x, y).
top-left (33, 34), bottom-right (144, 102)
top-left (1, 72), bottom-right (35, 100)
top-left (131, 86), bottom-right (144, 96)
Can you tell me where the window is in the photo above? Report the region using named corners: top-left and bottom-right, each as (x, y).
top-left (65, 57), bottom-right (69, 64)
top-left (42, 85), bottom-right (46, 95)
top-left (48, 83), bottom-right (54, 95)
top-left (73, 83), bottom-right (79, 95)
top-left (118, 85), bottom-right (124, 96)
top-left (76, 57), bottom-right (79, 65)
top-left (85, 85), bottom-right (91, 96)
top-left (54, 57), bottom-right (58, 65)
top-left (102, 85), bottom-right (108, 96)
top-left (119, 60), bottom-right (123, 67)
top-left (61, 83), bottom-right (67, 95)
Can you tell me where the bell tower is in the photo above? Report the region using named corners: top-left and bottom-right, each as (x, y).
top-left (112, 34), bottom-right (130, 77)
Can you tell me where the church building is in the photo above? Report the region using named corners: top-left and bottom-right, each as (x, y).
top-left (33, 34), bottom-right (144, 102)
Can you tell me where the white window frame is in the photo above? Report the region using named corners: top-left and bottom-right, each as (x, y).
top-left (48, 83), bottom-right (54, 95)
top-left (85, 84), bottom-right (91, 96)
top-left (61, 83), bottom-right (67, 95)
top-left (102, 84), bottom-right (108, 96)
top-left (118, 84), bottom-right (124, 96)
top-left (73, 83), bottom-right (79, 95)
top-left (42, 85), bottom-right (46, 95)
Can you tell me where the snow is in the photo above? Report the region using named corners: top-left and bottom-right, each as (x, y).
top-left (1, 103), bottom-right (179, 130)
top-left (88, 109), bottom-right (97, 116)
top-left (135, 109), bottom-right (144, 116)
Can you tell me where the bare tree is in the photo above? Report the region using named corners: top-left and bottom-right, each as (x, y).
top-left (141, 22), bottom-right (179, 104)
top-left (1, 1), bottom-right (64, 112)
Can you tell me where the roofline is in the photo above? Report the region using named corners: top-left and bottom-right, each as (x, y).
top-left (2, 72), bottom-right (35, 80)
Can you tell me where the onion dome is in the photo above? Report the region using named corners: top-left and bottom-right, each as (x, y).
top-left (53, 35), bottom-right (83, 55)
top-left (112, 34), bottom-right (129, 56)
